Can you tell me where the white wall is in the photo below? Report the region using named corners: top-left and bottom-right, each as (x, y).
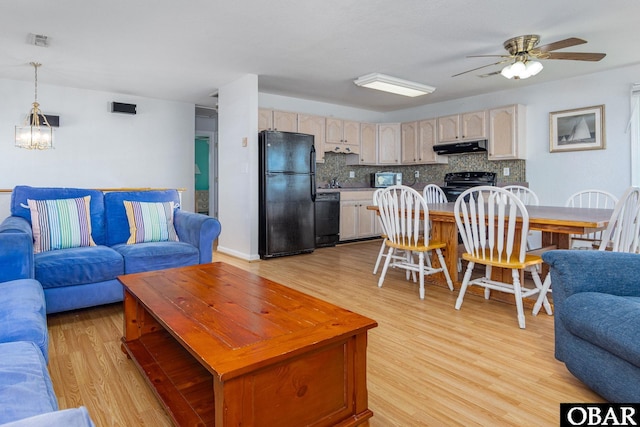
top-left (217, 74), bottom-right (259, 260)
top-left (0, 79), bottom-right (196, 217)
top-left (385, 64), bottom-right (640, 206)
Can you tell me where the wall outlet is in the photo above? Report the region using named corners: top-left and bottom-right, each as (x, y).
top-left (242, 137), bottom-right (248, 147)
top-left (349, 171), bottom-right (355, 178)
top-left (503, 167), bottom-right (510, 176)
top-left (414, 171), bottom-right (419, 178)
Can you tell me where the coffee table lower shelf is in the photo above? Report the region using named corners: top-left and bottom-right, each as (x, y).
top-left (122, 329), bottom-right (215, 426)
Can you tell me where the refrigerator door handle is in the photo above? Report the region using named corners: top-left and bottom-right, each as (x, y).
top-left (310, 148), bottom-right (317, 202)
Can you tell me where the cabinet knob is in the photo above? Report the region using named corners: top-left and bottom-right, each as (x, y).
top-left (345, 147), bottom-right (351, 152)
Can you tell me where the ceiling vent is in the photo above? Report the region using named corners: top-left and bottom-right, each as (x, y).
top-left (28, 33), bottom-right (50, 48)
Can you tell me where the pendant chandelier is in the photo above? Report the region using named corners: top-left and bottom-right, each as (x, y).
top-left (15, 62), bottom-right (54, 150)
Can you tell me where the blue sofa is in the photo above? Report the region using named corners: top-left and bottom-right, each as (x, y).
top-left (542, 250), bottom-right (640, 402)
top-left (0, 186), bottom-right (222, 313)
top-left (0, 276), bottom-right (94, 426)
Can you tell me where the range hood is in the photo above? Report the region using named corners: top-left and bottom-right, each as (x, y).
top-left (433, 139), bottom-right (488, 155)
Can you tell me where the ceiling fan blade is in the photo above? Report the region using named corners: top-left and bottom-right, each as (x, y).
top-left (452, 59), bottom-right (511, 77)
top-left (534, 37), bottom-right (587, 53)
top-left (466, 54), bottom-right (512, 58)
top-left (479, 71), bottom-right (502, 78)
top-left (545, 52), bottom-right (606, 61)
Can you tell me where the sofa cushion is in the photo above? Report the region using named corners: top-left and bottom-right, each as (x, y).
top-left (0, 341), bottom-right (58, 425)
top-left (112, 242), bottom-right (199, 274)
top-left (123, 200), bottom-right (179, 244)
top-left (27, 196), bottom-right (96, 254)
top-left (0, 279), bottom-right (48, 362)
top-left (35, 246), bottom-right (124, 289)
top-left (563, 292), bottom-right (640, 368)
top-left (104, 190), bottom-right (181, 246)
top-left (11, 186), bottom-right (106, 246)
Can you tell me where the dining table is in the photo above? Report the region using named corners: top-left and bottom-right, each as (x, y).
top-left (367, 202), bottom-right (612, 300)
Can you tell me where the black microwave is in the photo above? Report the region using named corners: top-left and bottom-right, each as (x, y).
top-left (371, 172), bottom-right (402, 188)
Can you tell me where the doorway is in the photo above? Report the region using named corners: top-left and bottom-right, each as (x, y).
top-left (195, 106), bottom-right (218, 218)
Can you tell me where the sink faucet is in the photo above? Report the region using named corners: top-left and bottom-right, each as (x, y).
top-left (330, 177), bottom-right (341, 188)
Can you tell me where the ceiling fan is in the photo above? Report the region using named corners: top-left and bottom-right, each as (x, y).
top-left (452, 35), bottom-right (606, 79)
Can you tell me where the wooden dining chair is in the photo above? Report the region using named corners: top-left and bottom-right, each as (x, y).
top-left (534, 187), bottom-right (639, 315)
top-left (422, 184), bottom-right (448, 204)
top-left (565, 189), bottom-right (618, 249)
top-left (372, 189), bottom-right (412, 276)
top-left (377, 185), bottom-right (453, 299)
top-left (454, 186), bottom-right (552, 328)
top-left (597, 186), bottom-right (640, 253)
top-left (503, 185), bottom-right (540, 250)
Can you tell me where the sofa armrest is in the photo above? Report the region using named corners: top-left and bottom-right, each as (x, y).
top-left (0, 216), bottom-right (34, 282)
top-left (174, 211), bottom-right (221, 264)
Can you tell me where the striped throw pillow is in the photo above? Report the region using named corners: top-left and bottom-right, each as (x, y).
top-left (123, 201), bottom-right (179, 244)
top-left (28, 196), bottom-right (96, 254)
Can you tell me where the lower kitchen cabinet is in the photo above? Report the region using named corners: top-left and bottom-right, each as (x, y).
top-left (340, 190), bottom-right (381, 241)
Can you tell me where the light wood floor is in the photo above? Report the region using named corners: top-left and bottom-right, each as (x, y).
top-left (46, 240), bottom-right (602, 426)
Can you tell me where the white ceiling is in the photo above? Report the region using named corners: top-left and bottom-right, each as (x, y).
top-left (2, 0), bottom-right (640, 112)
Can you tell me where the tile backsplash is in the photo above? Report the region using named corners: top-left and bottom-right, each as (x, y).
top-left (317, 152), bottom-right (525, 187)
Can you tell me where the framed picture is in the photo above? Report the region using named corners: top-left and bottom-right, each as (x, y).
top-left (549, 105), bottom-right (605, 153)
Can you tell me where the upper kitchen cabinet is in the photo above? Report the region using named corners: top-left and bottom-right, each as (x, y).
top-left (488, 104), bottom-right (526, 160)
top-left (359, 123), bottom-right (377, 165)
top-left (401, 120), bottom-right (447, 165)
top-left (401, 121), bottom-right (418, 164)
top-left (258, 109), bottom-right (298, 132)
top-left (298, 113), bottom-right (326, 163)
top-left (418, 118), bottom-right (448, 164)
top-left (377, 123), bottom-right (401, 165)
top-left (437, 111), bottom-right (486, 143)
top-left (325, 118), bottom-right (360, 154)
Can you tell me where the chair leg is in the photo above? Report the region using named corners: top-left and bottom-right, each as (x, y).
top-left (435, 249), bottom-right (454, 291)
top-left (484, 266), bottom-right (492, 299)
top-left (532, 273), bottom-right (553, 316)
top-left (511, 269), bottom-right (526, 329)
top-left (373, 238), bottom-right (387, 274)
top-left (455, 262), bottom-right (475, 310)
top-left (377, 246), bottom-right (394, 288)
top-left (418, 252), bottom-right (425, 300)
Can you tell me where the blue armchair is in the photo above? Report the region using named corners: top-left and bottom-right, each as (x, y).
top-left (542, 250), bottom-right (640, 402)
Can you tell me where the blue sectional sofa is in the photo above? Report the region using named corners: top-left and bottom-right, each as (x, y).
top-left (0, 186), bottom-right (222, 313)
top-left (542, 250), bottom-right (640, 402)
top-left (0, 276), bottom-right (94, 426)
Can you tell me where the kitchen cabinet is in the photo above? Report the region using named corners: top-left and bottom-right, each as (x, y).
top-left (359, 123), bottom-right (377, 164)
top-left (488, 104), bottom-right (526, 160)
top-left (340, 190), bottom-right (380, 241)
top-left (401, 121), bottom-right (418, 164)
top-left (437, 110), bottom-right (486, 143)
top-left (258, 109), bottom-right (297, 132)
top-left (325, 118), bottom-right (360, 154)
top-left (298, 113), bottom-right (326, 163)
top-left (418, 118), bottom-right (448, 164)
top-left (377, 123), bottom-right (401, 165)
top-left (402, 119), bottom-right (447, 165)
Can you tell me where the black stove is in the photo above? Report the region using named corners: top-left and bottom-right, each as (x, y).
top-left (442, 171), bottom-right (497, 202)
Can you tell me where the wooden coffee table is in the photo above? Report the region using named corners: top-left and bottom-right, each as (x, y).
top-left (119, 262), bottom-right (377, 426)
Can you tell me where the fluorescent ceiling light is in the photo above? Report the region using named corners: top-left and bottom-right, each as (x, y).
top-left (354, 73), bottom-right (436, 97)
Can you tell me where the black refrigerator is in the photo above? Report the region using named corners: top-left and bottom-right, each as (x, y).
top-left (259, 130), bottom-right (316, 259)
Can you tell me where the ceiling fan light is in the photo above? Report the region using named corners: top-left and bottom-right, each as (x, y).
top-left (526, 60), bottom-right (543, 76)
top-left (510, 61), bottom-right (526, 75)
top-left (501, 64), bottom-right (515, 79)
